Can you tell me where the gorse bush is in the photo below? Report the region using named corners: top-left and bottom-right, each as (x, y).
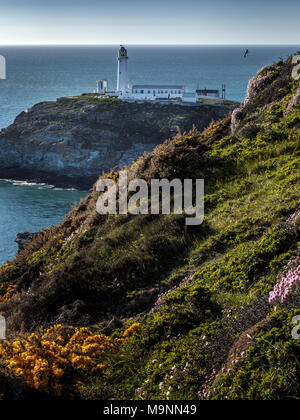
top-left (0, 323), bottom-right (141, 396)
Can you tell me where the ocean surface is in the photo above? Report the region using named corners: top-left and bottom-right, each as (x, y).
top-left (0, 45), bottom-right (298, 264)
top-left (0, 180), bottom-right (86, 264)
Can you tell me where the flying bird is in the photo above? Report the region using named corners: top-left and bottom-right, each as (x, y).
top-left (244, 49), bottom-right (249, 58)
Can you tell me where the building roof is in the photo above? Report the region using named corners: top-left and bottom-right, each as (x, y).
top-left (132, 85), bottom-right (186, 90)
top-left (183, 92), bottom-right (196, 96)
top-left (196, 89), bottom-right (219, 93)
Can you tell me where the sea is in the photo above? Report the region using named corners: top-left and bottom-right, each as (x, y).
top-left (0, 45), bottom-right (298, 264)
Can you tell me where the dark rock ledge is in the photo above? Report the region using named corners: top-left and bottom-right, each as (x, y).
top-left (15, 232), bottom-right (36, 253)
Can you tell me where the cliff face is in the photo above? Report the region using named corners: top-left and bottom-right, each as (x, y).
top-left (0, 57), bottom-right (299, 400)
top-left (0, 96), bottom-right (236, 188)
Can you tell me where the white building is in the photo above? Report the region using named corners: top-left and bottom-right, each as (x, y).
top-left (97, 46), bottom-right (222, 104)
top-left (196, 89), bottom-right (220, 99)
top-left (97, 79), bottom-right (108, 94)
top-left (129, 84), bottom-right (186, 100)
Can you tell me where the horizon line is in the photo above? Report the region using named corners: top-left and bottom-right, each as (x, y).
top-left (0, 43), bottom-right (299, 47)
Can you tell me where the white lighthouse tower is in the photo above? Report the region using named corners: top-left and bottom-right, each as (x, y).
top-left (117, 45), bottom-right (129, 93)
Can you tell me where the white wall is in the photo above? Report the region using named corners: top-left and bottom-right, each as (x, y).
top-left (182, 95), bottom-right (197, 103)
top-left (117, 57), bottom-right (129, 92)
top-left (126, 88), bottom-right (185, 100)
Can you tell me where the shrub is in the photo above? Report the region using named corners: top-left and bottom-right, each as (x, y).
top-left (0, 323), bottom-right (140, 397)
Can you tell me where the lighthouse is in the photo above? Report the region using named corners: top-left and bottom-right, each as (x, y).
top-left (100, 46), bottom-right (221, 103)
top-left (117, 45), bottom-right (129, 92)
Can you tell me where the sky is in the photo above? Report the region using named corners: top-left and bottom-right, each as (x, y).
top-left (0, 0), bottom-right (299, 45)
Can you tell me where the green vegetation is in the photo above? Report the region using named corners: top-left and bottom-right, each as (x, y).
top-left (0, 56), bottom-right (299, 400)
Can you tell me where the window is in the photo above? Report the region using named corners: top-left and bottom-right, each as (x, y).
top-left (148, 90), bottom-right (151, 94)
top-left (140, 90), bottom-right (144, 93)
top-left (179, 90), bottom-right (181, 94)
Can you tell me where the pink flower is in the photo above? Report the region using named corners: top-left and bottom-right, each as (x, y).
top-left (269, 256), bottom-right (300, 304)
top-left (284, 88), bottom-right (300, 116)
top-left (231, 107), bottom-right (241, 134)
top-left (243, 71), bottom-right (275, 107)
top-left (151, 274), bottom-right (193, 311)
top-left (286, 207), bottom-right (300, 224)
top-left (231, 67), bottom-right (275, 134)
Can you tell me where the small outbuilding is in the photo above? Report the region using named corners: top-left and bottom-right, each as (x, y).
top-left (196, 89), bottom-right (220, 99)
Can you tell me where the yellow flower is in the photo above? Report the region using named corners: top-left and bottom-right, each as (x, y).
top-left (123, 323), bottom-right (141, 338)
top-left (0, 322), bottom-right (142, 396)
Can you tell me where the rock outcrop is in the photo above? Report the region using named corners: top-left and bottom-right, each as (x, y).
top-left (15, 232), bottom-right (36, 253)
top-left (0, 95), bottom-right (237, 189)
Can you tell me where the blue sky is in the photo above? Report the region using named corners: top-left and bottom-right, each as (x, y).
top-left (0, 0), bottom-right (299, 45)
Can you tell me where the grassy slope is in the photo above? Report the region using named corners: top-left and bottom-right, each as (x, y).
top-left (0, 57), bottom-right (299, 400)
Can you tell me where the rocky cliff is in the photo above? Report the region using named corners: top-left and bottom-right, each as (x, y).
top-left (0, 96), bottom-right (236, 189)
